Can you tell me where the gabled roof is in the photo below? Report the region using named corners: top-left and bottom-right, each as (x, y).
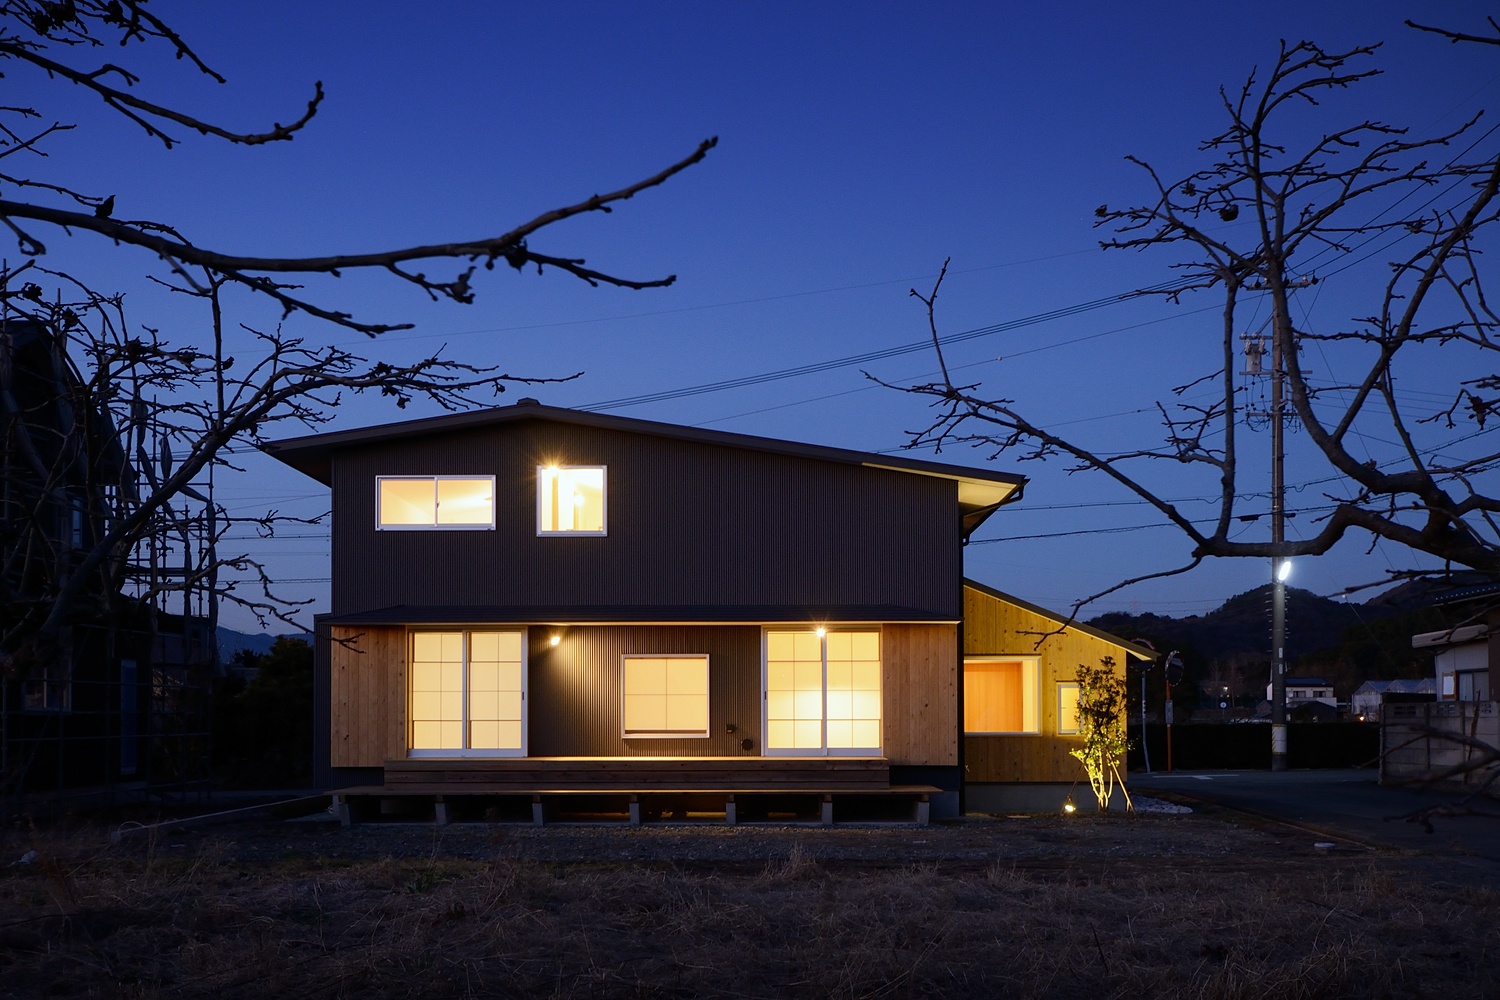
top-left (962, 578), bottom-right (1160, 662)
top-left (263, 399), bottom-right (1026, 536)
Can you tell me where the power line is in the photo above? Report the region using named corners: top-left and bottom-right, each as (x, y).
top-left (582, 277), bottom-right (1202, 411)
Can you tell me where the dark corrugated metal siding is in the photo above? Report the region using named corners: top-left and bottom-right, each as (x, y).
top-left (527, 625), bottom-right (761, 757)
top-left (331, 420), bottom-right (960, 618)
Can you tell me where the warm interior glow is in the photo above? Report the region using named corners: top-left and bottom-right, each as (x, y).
top-left (378, 476), bottom-right (493, 529)
top-left (537, 466), bottom-right (606, 533)
top-left (766, 629), bottom-right (881, 752)
top-left (1058, 681), bottom-right (1081, 735)
top-left (964, 658), bottom-right (1040, 733)
top-left (622, 655), bottom-right (710, 737)
top-left (410, 630), bottom-right (523, 752)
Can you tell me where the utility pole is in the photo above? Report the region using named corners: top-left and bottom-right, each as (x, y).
top-left (1269, 295), bottom-right (1288, 772)
top-left (1247, 274), bottom-right (1314, 773)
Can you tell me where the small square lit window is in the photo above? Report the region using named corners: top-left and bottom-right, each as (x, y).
top-left (622, 654), bottom-right (709, 738)
top-left (537, 466), bottom-right (606, 535)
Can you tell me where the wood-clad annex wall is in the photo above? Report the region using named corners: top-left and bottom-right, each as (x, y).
top-left (883, 623), bottom-right (958, 766)
top-left (962, 586), bottom-right (1127, 783)
top-left (328, 624), bottom-right (406, 768)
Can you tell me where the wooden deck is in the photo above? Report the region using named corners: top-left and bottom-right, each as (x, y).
top-left (331, 756), bottom-right (936, 827)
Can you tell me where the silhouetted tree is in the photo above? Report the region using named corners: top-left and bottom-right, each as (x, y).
top-left (894, 30), bottom-right (1499, 610)
top-left (0, 3), bottom-right (713, 671)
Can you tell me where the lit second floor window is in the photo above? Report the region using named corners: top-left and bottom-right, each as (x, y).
top-left (538, 465), bottom-right (606, 535)
top-left (377, 476), bottom-right (495, 529)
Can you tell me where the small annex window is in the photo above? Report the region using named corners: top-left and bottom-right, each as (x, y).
top-left (964, 657), bottom-right (1040, 734)
top-left (537, 465), bottom-right (606, 535)
top-left (622, 654), bottom-right (709, 738)
top-left (1057, 681), bottom-right (1081, 735)
top-left (376, 476), bottom-right (494, 530)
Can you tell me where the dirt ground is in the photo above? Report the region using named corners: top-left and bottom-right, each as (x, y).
top-left (2, 807), bottom-right (1497, 999)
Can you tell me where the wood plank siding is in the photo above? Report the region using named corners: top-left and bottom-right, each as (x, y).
top-left (962, 584), bottom-right (1131, 783)
top-left (882, 623), bottom-right (958, 766)
top-left (328, 419), bottom-right (961, 618)
top-left (328, 624), bottom-right (406, 768)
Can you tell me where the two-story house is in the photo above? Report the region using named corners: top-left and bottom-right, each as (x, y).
top-left (266, 399), bottom-right (1143, 823)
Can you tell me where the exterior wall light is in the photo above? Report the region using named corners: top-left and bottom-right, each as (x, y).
top-left (549, 634), bottom-right (561, 647)
top-left (815, 627), bottom-right (826, 637)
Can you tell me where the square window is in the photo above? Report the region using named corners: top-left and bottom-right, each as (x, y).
top-left (964, 658), bottom-right (1040, 734)
top-left (622, 654), bottom-right (709, 738)
top-left (538, 466), bottom-right (607, 535)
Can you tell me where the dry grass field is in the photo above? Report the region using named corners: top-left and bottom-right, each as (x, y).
top-left (2, 810), bottom-right (1496, 999)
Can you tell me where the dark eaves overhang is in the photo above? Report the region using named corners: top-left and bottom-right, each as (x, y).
top-left (318, 604), bottom-right (960, 626)
top-left (962, 578), bottom-right (1161, 663)
top-left (260, 400), bottom-right (1027, 533)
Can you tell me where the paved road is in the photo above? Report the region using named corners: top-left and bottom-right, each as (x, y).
top-left (1130, 768), bottom-right (1500, 869)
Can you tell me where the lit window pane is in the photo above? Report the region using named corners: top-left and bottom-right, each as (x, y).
top-left (1058, 683), bottom-right (1081, 735)
top-left (850, 632), bottom-right (879, 661)
top-left (791, 633), bottom-right (821, 660)
top-left (827, 720), bottom-right (853, 748)
top-left (622, 655), bottom-right (708, 737)
top-left (436, 478), bottom-right (493, 526)
top-left (964, 659), bottom-right (1040, 733)
top-left (379, 479), bottom-right (434, 526)
top-left (468, 632), bottom-right (501, 661)
top-left (538, 466), bottom-right (606, 533)
top-left (852, 690), bottom-right (880, 719)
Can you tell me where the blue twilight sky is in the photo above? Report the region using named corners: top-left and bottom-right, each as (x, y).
top-left (14, 2), bottom-right (1499, 634)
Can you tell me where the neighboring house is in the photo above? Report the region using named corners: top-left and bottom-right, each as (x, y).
top-left (1265, 676), bottom-right (1336, 708)
top-left (960, 580), bottom-right (1155, 812)
top-left (1349, 678), bottom-right (1437, 722)
top-left (1415, 624), bottom-right (1492, 702)
top-left (1384, 585), bottom-right (1499, 790)
top-left (264, 400), bottom-right (1031, 822)
top-left (1, 318), bottom-right (214, 813)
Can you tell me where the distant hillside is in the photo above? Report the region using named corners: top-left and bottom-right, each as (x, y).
top-left (217, 627), bottom-right (313, 664)
top-left (1087, 582), bottom-right (1467, 700)
top-left (1087, 585), bottom-right (1373, 661)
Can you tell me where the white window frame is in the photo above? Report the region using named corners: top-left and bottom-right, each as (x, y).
top-left (407, 629), bottom-right (527, 758)
top-left (376, 475), bottom-right (495, 530)
top-left (1057, 680), bottom-right (1081, 736)
top-left (536, 465), bottom-right (607, 536)
top-left (761, 627), bottom-right (882, 757)
top-left (963, 655), bottom-right (1042, 735)
top-left (620, 654), bottom-right (711, 739)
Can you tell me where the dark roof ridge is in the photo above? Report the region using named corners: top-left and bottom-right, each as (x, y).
top-left (263, 400), bottom-right (1027, 496)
